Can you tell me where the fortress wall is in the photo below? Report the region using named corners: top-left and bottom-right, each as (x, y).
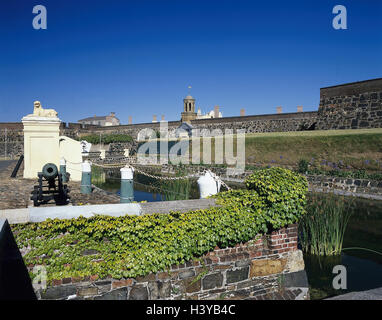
top-left (190, 111), bottom-right (318, 133)
top-left (317, 78), bottom-right (382, 130)
top-left (2, 78), bottom-right (382, 150)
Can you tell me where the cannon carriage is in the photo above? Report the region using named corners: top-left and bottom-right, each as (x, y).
top-left (30, 163), bottom-right (70, 206)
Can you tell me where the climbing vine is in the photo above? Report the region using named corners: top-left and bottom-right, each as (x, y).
top-left (12, 167), bottom-right (307, 283)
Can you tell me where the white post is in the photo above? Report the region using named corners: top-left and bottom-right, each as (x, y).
top-left (120, 166), bottom-right (134, 203)
top-left (81, 160), bottom-right (92, 194)
top-left (197, 170), bottom-right (221, 199)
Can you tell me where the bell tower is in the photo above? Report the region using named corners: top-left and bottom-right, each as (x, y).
top-left (181, 87), bottom-right (197, 122)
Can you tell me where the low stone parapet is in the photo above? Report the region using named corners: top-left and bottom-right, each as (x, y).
top-left (307, 175), bottom-right (382, 198)
top-left (32, 224), bottom-right (309, 300)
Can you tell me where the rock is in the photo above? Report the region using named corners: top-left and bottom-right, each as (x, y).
top-left (94, 287), bottom-right (127, 300)
top-left (250, 259), bottom-right (286, 277)
top-left (202, 272), bottom-right (223, 290)
top-left (129, 286), bottom-right (149, 300)
top-left (226, 267), bottom-right (249, 284)
top-left (285, 250), bottom-right (304, 273)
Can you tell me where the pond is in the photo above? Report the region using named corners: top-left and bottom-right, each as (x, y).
top-left (92, 169), bottom-right (382, 300)
top-left (92, 167), bottom-right (242, 202)
top-left (305, 196), bottom-right (382, 300)
top-left (92, 169), bottom-right (201, 202)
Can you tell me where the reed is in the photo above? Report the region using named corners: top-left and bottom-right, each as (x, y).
top-left (299, 193), bottom-right (353, 256)
top-left (159, 167), bottom-right (192, 201)
top-left (91, 166), bottom-right (106, 185)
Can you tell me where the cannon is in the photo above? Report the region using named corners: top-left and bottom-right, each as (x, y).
top-left (30, 163), bottom-right (70, 206)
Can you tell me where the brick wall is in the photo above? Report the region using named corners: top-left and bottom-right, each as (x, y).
top-left (32, 224), bottom-right (309, 300)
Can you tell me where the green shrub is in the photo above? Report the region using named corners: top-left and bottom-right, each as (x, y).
top-left (243, 167), bottom-right (308, 229)
top-left (12, 167), bottom-right (307, 282)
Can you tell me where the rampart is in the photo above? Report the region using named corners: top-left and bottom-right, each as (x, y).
top-left (317, 78), bottom-right (382, 130)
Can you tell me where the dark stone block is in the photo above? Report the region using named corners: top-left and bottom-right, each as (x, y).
top-left (202, 272), bottom-right (223, 290)
top-left (77, 286), bottom-right (99, 297)
top-left (283, 270), bottom-right (309, 288)
top-left (129, 286), bottom-right (149, 300)
top-left (40, 285), bottom-right (77, 300)
top-left (346, 179), bottom-right (353, 185)
top-left (94, 287), bottom-right (127, 300)
top-left (370, 93), bottom-right (378, 100)
top-left (148, 281), bottom-right (171, 299)
top-left (179, 269), bottom-right (195, 280)
top-left (235, 259), bottom-right (251, 267)
top-left (95, 280), bottom-right (112, 286)
top-left (226, 267), bottom-right (249, 284)
top-left (361, 180), bottom-right (369, 187)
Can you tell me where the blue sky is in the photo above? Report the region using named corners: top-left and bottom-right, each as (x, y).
top-left (0, 0), bottom-right (381, 124)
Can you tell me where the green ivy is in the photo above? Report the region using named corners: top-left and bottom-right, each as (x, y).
top-left (12, 167), bottom-right (307, 283)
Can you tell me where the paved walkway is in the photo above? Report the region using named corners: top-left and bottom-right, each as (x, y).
top-left (0, 160), bottom-right (14, 172)
top-left (326, 287), bottom-right (382, 300)
top-left (0, 160), bottom-right (120, 210)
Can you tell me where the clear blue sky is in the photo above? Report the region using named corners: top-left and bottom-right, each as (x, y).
top-left (0, 0), bottom-right (381, 124)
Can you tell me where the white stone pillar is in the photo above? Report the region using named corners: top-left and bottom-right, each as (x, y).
top-left (22, 112), bottom-right (61, 179)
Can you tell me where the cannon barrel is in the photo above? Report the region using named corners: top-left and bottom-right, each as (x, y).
top-left (42, 163), bottom-right (59, 180)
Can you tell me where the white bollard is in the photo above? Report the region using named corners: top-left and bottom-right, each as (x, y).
top-left (81, 160), bottom-right (92, 194)
top-left (120, 166), bottom-right (134, 203)
top-left (197, 170), bottom-right (221, 199)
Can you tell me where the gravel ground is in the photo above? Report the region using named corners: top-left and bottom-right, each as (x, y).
top-left (0, 160), bottom-right (119, 210)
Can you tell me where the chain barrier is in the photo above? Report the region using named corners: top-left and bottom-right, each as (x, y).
top-left (69, 159), bottom-right (232, 190)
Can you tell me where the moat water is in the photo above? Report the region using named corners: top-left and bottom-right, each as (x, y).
top-left (93, 171), bottom-right (382, 300)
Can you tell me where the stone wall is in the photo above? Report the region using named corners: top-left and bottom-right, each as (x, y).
top-left (32, 224), bottom-right (309, 300)
top-left (3, 77), bottom-right (382, 157)
top-left (67, 112), bottom-right (318, 138)
top-left (316, 78), bottom-right (382, 130)
top-left (0, 125), bottom-right (23, 159)
top-left (307, 175), bottom-right (382, 197)
top-left (190, 111), bottom-right (318, 134)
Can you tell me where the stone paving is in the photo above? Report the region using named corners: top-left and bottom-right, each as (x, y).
top-left (326, 287), bottom-right (382, 300)
top-left (0, 160), bottom-right (119, 210)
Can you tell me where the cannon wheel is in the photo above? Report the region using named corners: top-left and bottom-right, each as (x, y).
top-left (31, 186), bottom-right (40, 207)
